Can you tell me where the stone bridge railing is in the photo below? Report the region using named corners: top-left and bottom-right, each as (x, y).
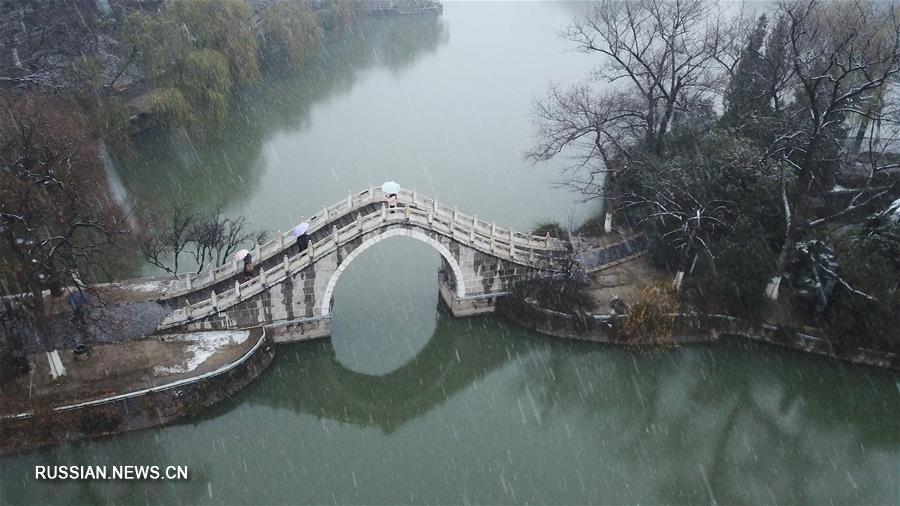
top-left (157, 187), bottom-right (570, 330)
top-left (163, 186), bottom-right (568, 300)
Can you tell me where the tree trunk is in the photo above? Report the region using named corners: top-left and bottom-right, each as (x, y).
top-left (655, 95), bottom-right (678, 156)
top-left (0, 297), bottom-right (29, 372)
top-left (28, 278), bottom-right (52, 353)
top-left (851, 117), bottom-right (870, 155)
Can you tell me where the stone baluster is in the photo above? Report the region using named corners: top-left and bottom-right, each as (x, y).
top-left (185, 301), bottom-right (192, 318)
top-left (433, 197), bottom-right (438, 213)
top-left (356, 213), bottom-right (362, 232)
top-left (529, 248), bottom-right (534, 263)
top-left (332, 225), bottom-right (339, 244)
top-left (207, 268), bottom-right (215, 284)
top-left (211, 290), bottom-right (218, 308)
top-left (185, 273), bottom-right (192, 291)
top-left (235, 280), bottom-right (241, 299)
top-left (545, 233), bottom-right (550, 246)
top-left (283, 254), bottom-right (290, 273)
top-left (490, 222), bottom-right (496, 251)
top-left (259, 267), bottom-right (267, 286)
top-left (450, 207), bottom-right (457, 234)
top-left (470, 215), bottom-right (477, 242)
top-left (323, 206), bottom-right (328, 221)
top-left (278, 230), bottom-right (284, 250)
top-left (509, 229), bottom-right (515, 256)
top-left (346, 190), bottom-right (352, 210)
top-left (381, 203), bottom-right (387, 220)
top-left (404, 203), bottom-right (411, 220)
top-left (369, 183), bottom-right (374, 201)
top-left (428, 210), bottom-right (433, 224)
top-left (254, 242), bottom-right (261, 261)
top-left (308, 241), bottom-right (315, 259)
top-left (412, 188), bottom-right (418, 206)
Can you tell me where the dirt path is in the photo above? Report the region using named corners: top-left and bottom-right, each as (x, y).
top-left (0, 329), bottom-right (255, 416)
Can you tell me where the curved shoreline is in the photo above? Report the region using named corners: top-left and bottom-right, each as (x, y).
top-left (4, 295), bottom-right (896, 455)
top-left (497, 297), bottom-right (900, 372)
top-left (0, 328), bottom-right (276, 455)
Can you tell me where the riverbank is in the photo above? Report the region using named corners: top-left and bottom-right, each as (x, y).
top-left (0, 327), bottom-right (273, 455)
top-left (498, 255), bottom-right (900, 372)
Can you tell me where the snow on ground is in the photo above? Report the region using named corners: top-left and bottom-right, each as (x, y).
top-left (887, 198), bottom-right (900, 223)
top-left (124, 280), bottom-right (171, 292)
top-left (153, 330), bottom-right (250, 376)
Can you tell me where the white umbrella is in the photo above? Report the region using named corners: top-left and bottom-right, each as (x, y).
top-left (292, 222), bottom-right (310, 237)
top-left (234, 249), bottom-right (250, 262)
top-left (381, 181), bottom-right (402, 195)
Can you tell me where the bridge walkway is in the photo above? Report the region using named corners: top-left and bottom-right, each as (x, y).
top-left (157, 187), bottom-right (570, 330)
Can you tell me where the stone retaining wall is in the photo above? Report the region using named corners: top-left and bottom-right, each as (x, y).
top-left (497, 298), bottom-right (900, 371)
top-left (0, 328), bottom-right (275, 455)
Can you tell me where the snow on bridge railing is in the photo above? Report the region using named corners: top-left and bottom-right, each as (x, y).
top-left (163, 186), bottom-right (569, 300)
top-left (159, 200), bottom-right (568, 329)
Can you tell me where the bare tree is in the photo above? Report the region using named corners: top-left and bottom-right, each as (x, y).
top-left (0, 0), bottom-right (104, 90)
top-left (140, 206), bottom-right (264, 276)
top-left (763, 0), bottom-right (900, 299)
top-left (565, 0), bottom-right (728, 155)
top-left (188, 209), bottom-right (265, 273)
top-left (619, 171), bottom-right (735, 289)
top-left (527, 86), bottom-right (643, 232)
top-left (528, 0), bottom-right (732, 233)
top-left (139, 205), bottom-right (195, 275)
top-left (0, 111), bottom-right (125, 352)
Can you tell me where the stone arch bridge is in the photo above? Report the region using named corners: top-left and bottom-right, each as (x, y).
top-left (156, 187), bottom-right (571, 342)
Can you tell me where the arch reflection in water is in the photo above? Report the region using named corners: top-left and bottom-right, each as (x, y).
top-left (327, 236), bottom-right (460, 376)
top-left (251, 304), bottom-right (512, 433)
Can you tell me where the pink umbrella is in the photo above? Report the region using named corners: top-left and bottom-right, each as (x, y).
top-left (234, 249), bottom-right (250, 262)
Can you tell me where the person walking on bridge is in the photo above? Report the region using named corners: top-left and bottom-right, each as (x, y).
top-left (382, 181), bottom-right (401, 210)
top-left (292, 223), bottom-right (310, 256)
top-left (235, 249), bottom-right (254, 282)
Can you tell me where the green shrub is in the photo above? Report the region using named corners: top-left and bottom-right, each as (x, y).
top-left (531, 221), bottom-right (569, 241)
top-left (824, 238), bottom-right (900, 353)
top-left (687, 232), bottom-right (775, 318)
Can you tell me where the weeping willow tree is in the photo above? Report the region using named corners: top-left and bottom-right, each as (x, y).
top-left (259, 2), bottom-right (325, 74)
top-left (166, 0), bottom-right (260, 85)
top-left (120, 0), bottom-right (256, 142)
top-left (146, 50), bottom-right (231, 141)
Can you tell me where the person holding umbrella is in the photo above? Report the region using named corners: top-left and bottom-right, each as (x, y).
top-left (292, 222), bottom-right (310, 255)
top-left (235, 249), bottom-right (253, 281)
top-left (382, 181), bottom-right (401, 210)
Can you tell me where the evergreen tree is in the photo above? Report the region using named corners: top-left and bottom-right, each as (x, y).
top-left (722, 15), bottom-right (769, 131)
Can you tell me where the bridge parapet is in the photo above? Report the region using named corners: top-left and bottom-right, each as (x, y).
top-left (162, 186), bottom-right (568, 300)
top-left (157, 189), bottom-right (570, 330)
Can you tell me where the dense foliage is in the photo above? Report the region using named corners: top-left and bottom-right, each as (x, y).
top-left (260, 3), bottom-right (325, 74)
top-left (121, 0), bottom-right (361, 141)
top-left (531, 0), bottom-right (900, 352)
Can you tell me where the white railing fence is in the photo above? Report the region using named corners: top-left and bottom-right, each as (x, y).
top-left (164, 186), bottom-right (569, 299)
top-left (159, 188), bottom-right (570, 329)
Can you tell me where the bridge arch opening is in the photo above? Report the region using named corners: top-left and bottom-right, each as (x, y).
top-left (321, 228), bottom-right (465, 316)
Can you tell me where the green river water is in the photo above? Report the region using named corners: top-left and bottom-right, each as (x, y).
top-left (1, 3), bottom-right (898, 504)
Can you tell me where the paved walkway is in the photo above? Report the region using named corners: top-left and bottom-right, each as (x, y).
top-left (6, 301), bottom-right (170, 354)
top-left (1, 278), bottom-right (178, 354)
top-left (575, 233), bottom-right (649, 272)
top-left (0, 328), bottom-right (256, 416)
